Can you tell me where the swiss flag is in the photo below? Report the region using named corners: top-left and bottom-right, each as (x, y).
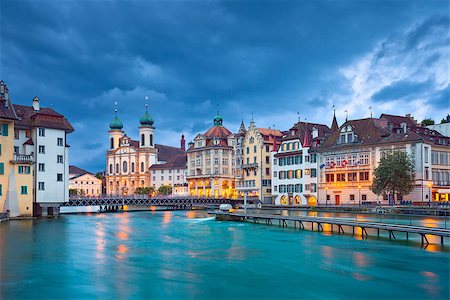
top-left (329, 162), bottom-right (336, 168)
top-left (341, 160), bottom-right (348, 167)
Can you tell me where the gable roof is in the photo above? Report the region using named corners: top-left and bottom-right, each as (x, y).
top-left (14, 104), bottom-right (74, 132)
top-left (69, 165), bottom-right (92, 176)
top-left (156, 144), bottom-right (186, 162)
top-left (149, 153), bottom-right (187, 170)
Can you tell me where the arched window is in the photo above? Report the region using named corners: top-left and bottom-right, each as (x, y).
top-left (150, 134), bottom-right (153, 146)
top-left (141, 162), bottom-right (145, 172)
top-left (109, 164), bottom-right (113, 174)
top-left (131, 162), bottom-right (135, 173)
top-left (116, 163), bottom-right (120, 174)
top-left (141, 134), bottom-right (145, 146)
top-left (110, 138), bottom-right (114, 149)
top-left (123, 161), bottom-right (128, 173)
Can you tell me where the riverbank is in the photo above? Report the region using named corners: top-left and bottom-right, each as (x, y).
top-left (0, 213), bottom-right (7, 222)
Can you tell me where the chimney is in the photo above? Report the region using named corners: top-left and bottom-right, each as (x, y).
top-left (180, 134), bottom-right (186, 151)
top-left (401, 122), bottom-right (407, 133)
top-left (32, 96), bottom-right (40, 111)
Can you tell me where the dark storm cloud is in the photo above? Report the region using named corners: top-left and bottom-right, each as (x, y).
top-left (371, 80), bottom-right (434, 102)
top-left (1, 0), bottom-right (447, 171)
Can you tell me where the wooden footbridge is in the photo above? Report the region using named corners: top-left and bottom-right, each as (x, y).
top-left (213, 211), bottom-right (450, 246)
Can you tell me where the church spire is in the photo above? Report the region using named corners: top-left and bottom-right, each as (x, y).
top-left (331, 105), bottom-right (339, 132)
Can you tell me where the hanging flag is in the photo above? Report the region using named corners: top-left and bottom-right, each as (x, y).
top-left (355, 160), bottom-right (361, 165)
top-left (329, 161), bottom-right (336, 168)
top-left (341, 160), bottom-right (348, 167)
top-left (320, 163), bottom-right (326, 169)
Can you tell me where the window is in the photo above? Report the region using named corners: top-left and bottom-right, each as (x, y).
top-left (336, 173), bottom-right (346, 182)
top-left (57, 138), bottom-right (63, 146)
top-left (424, 147), bottom-right (429, 163)
top-left (141, 134), bottom-right (145, 146)
top-left (161, 176), bottom-right (164, 181)
top-left (141, 162), bottom-right (145, 172)
top-left (0, 163), bottom-right (3, 175)
top-left (150, 134), bottom-right (153, 146)
top-left (38, 128), bottom-right (45, 137)
top-left (266, 145), bottom-right (270, 152)
top-left (359, 153), bottom-right (369, 165)
top-left (131, 163), bottom-right (135, 173)
top-left (266, 156), bottom-right (270, 163)
top-left (18, 166), bottom-right (31, 174)
top-left (14, 130), bottom-right (19, 139)
top-left (310, 168), bottom-right (317, 178)
top-left (38, 182), bottom-right (45, 190)
top-left (57, 174), bottom-right (63, 182)
top-left (123, 161), bottom-right (128, 173)
top-left (246, 147), bottom-right (249, 154)
top-left (110, 138), bottom-right (114, 149)
top-left (38, 163), bottom-right (45, 172)
top-left (348, 172), bottom-right (357, 181)
top-left (0, 124), bottom-right (8, 136)
top-left (177, 176), bottom-right (180, 180)
top-left (362, 194), bottom-right (367, 201)
top-left (214, 158), bottom-right (219, 165)
top-left (21, 186), bottom-right (28, 195)
top-left (57, 155), bottom-right (63, 163)
top-left (273, 171), bottom-right (277, 177)
top-left (325, 173), bottom-right (334, 182)
top-left (266, 168), bottom-right (270, 175)
top-left (350, 194), bottom-right (355, 201)
top-left (273, 158), bottom-right (277, 165)
top-left (0, 184), bottom-right (2, 195)
top-left (14, 146), bottom-right (19, 155)
top-left (169, 176), bottom-right (172, 180)
top-left (223, 158), bottom-right (229, 165)
top-left (39, 145), bottom-right (45, 154)
top-left (109, 164), bottom-right (113, 174)
top-left (116, 163), bottom-right (120, 173)
top-left (359, 171), bottom-right (369, 181)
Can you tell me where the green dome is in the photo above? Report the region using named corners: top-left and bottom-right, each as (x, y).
top-left (214, 111), bottom-right (223, 126)
top-left (109, 116), bottom-right (123, 130)
top-left (140, 111), bottom-right (154, 126)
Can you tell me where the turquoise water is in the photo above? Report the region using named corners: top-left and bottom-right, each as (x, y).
top-left (1, 211), bottom-right (449, 299)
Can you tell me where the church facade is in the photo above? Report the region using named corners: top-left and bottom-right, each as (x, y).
top-left (105, 102), bottom-right (185, 195)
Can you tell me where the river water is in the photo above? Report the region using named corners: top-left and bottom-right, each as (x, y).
top-left (1, 211), bottom-right (449, 299)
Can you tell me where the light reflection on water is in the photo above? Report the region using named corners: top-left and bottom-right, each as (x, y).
top-left (0, 211), bottom-right (449, 299)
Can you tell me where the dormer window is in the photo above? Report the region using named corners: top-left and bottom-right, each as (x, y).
top-left (291, 130), bottom-right (295, 136)
top-left (249, 137), bottom-right (254, 144)
top-left (338, 125), bottom-right (356, 144)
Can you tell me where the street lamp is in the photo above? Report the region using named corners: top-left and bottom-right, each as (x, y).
top-left (427, 181), bottom-right (432, 207)
top-left (358, 185), bottom-right (362, 207)
top-left (325, 186), bottom-right (328, 207)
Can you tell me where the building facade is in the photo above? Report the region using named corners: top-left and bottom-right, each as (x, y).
top-left (187, 112), bottom-right (237, 198)
top-left (69, 166), bottom-right (102, 196)
top-left (316, 114), bottom-right (450, 205)
top-left (272, 121), bottom-right (331, 206)
top-left (236, 120), bottom-right (283, 204)
top-left (149, 153), bottom-right (188, 194)
top-left (106, 103), bottom-right (185, 195)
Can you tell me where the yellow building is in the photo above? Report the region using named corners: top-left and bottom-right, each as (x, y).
top-left (236, 119), bottom-right (283, 204)
top-left (0, 80), bottom-right (33, 218)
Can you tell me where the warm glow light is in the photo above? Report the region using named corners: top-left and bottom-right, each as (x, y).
top-left (427, 182), bottom-right (432, 188)
top-left (358, 185), bottom-right (362, 189)
top-left (325, 186), bottom-right (328, 190)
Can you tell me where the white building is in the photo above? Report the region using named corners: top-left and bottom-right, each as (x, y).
top-left (13, 97), bottom-right (73, 216)
top-left (316, 114), bottom-right (450, 205)
top-left (69, 166), bottom-right (102, 196)
top-left (272, 121), bottom-right (331, 205)
top-left (149, 154), bottom-right (188, 195)
top-left (427, 115), bottom-right (450, 137)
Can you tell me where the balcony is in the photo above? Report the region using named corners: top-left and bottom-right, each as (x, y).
top-left (11, 154), bottom-right (34, 164)
top-left (241, 163), bottom-right (258, 170)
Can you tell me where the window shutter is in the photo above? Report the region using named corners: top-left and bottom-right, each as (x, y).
top-left (2, 124), bottom-right (8, 136)
top-left (0, 163), bottom-right (4, 175)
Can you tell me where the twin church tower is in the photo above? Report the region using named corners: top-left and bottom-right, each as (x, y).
top-left (106, 98), bottom-right (185, 195)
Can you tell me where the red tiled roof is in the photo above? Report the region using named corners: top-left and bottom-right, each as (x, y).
top-left (283, 122), bottom-right (331, 148)
top-left (204, 125), bottom-right (232, 138)
top-left (13, 104), bottom-right (74, 132)
top-left (24, 138), bottom-right (34, 145)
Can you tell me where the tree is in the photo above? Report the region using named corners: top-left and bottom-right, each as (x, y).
top-left (157, 185), bottom-right (172, 195)
top-left (421, 118), bottom-right (435, 126)
top-left (370, 150), bottom-right (415, 204)
top-left (135, 187), bottom-right (155, 195)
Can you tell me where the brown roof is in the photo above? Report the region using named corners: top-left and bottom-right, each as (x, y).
top-left (156, 144), bottom-right (186, 162)
top-left (256, 128), bottom-right (283, 145)
top-left (0, 81), bottom-right (18, 121)
top-left (69, 165), bottom-right (92, 175)
top-left (24, 138), bottom-right (34, 145)
top-left (14, 104), bottom-right (74, 132)
top-left (149, 154), bottom-right (187, 170)
top-left (204, 125), bottom-right (232, 138)
top-left (318, 117), bottom-right (428, 151)
top-left (283, 122), bottom-right (331, 147)
top-left (380, 114), bottom-right (417, 128)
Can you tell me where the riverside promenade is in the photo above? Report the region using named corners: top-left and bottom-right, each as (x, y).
top-left (212, 210), bottom-right (450, 246)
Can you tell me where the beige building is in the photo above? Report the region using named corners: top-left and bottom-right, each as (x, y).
top-left (236, 119), bottom-right (283, 204)
top-left (106, 102), bottom-right (185, 195)
top-left (69, 166), bottom-right (102, 196)
top-left (149, 153), bottom-right (188, 193)
top-left (187, 112), bottom-right (237, 198)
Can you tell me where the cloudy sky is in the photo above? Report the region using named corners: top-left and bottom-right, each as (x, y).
top-left (1, 0), bottom-right (448, 172)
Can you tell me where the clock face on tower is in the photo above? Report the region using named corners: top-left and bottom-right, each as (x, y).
top-left (214, 138), bottom-right (220, 146)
